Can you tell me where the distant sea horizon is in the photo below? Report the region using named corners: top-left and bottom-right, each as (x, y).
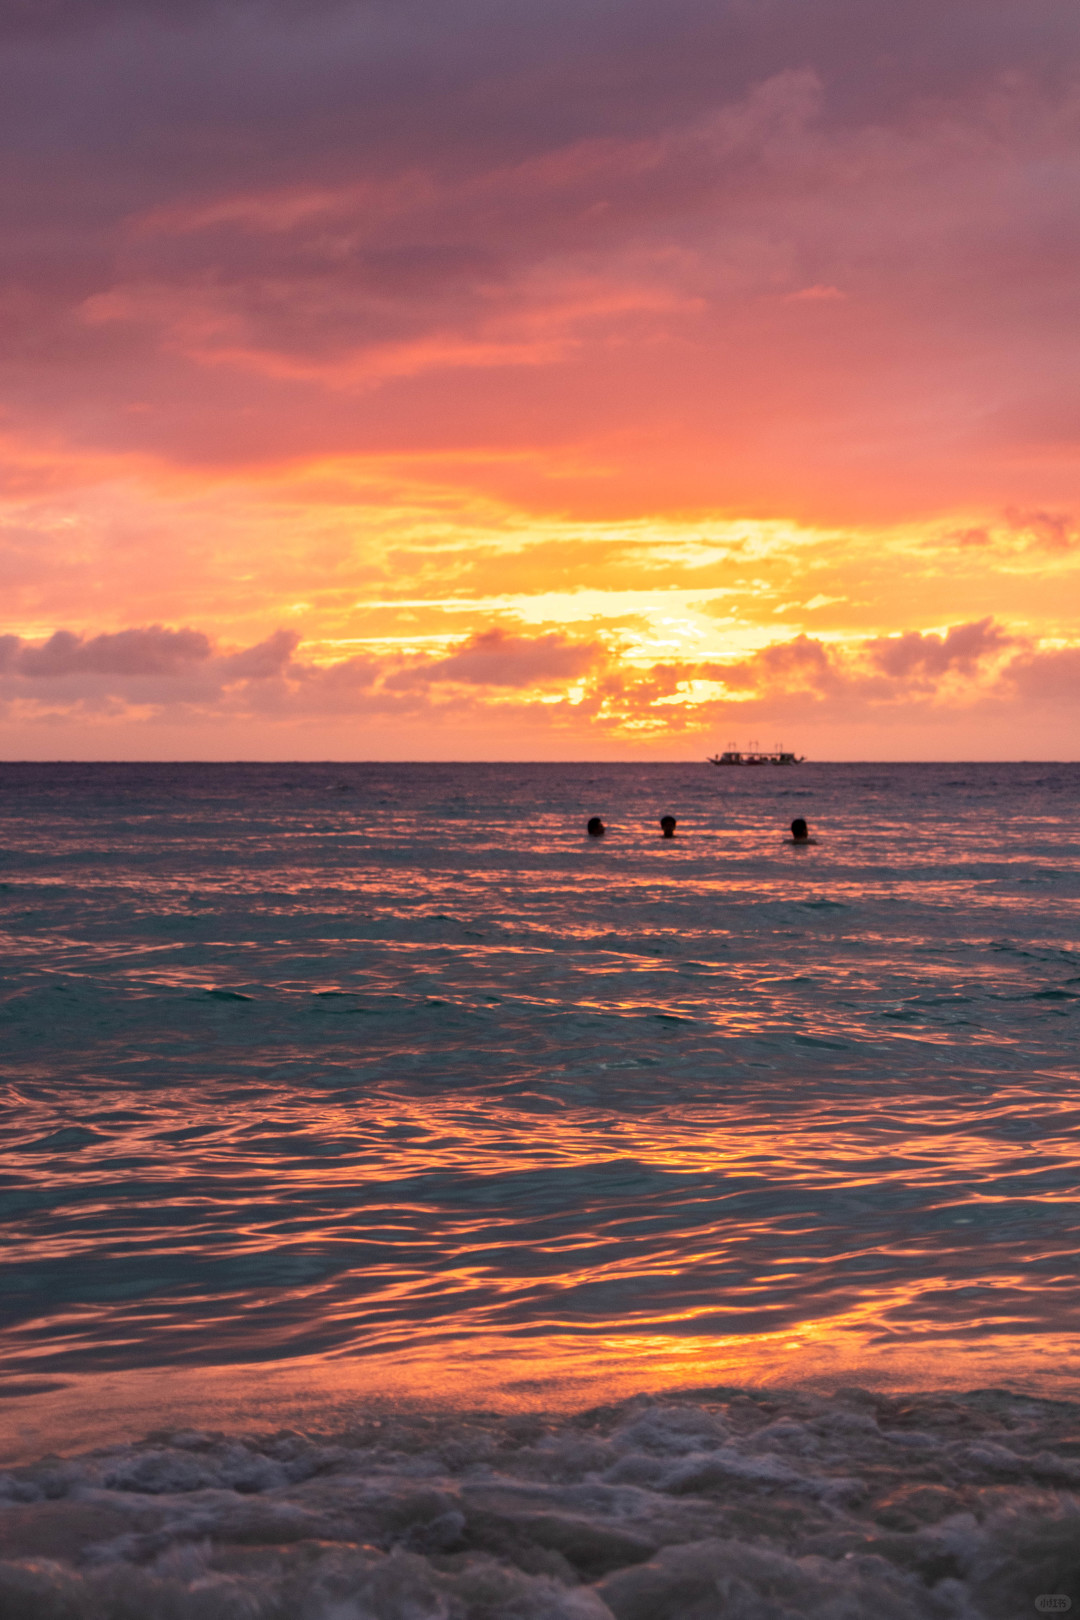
top-left (1, 755), bottom-right (1077, 765)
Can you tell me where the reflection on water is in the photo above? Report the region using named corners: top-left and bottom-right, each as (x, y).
top-left (1, 761), bottom-right (1079, 1445)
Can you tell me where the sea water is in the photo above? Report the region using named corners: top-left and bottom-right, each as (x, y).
top-left (1, 761), bottom-right (1079, 1618)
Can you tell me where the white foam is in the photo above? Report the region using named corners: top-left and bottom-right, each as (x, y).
top-left (1, 1387), bottom-right (1078, 1617)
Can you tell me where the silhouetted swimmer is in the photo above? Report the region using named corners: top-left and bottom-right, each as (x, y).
top-left (787, 816), bottom-right (817, 845)
top-left (587, 816), bottom-right (606, 837)
top-left (659, 815), bottom-right (677, 838)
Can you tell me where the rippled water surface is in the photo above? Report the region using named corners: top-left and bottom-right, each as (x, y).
top-left (2, 761), bottom-right (1079, 1452)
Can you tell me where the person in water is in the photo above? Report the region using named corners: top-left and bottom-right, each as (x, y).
top-left (659, 815), bottom-right (677, 838)
top-left (587, 816), bottom-right (605, 837)
top-left (789, 817), bottom-right (817, 844)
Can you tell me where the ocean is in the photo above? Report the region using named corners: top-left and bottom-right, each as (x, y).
top-left (1, 760), bottom-right (1078, 1618)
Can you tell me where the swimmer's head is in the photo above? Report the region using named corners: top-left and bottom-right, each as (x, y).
top-left (587, 816), bottom-right (605, 837)
top-left (790, 817), bottom-right (809, 841)
top-left (659, 815), bottom-right (677, 838)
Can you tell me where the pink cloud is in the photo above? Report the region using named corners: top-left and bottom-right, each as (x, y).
top-left (1005, 508), bottom-right (1078, 552)
top-left (693, 619), bottom-right (1030, 715)
top-left (706, 634), bottom-right (839, 697)
top-left (0, 622), bottom-right (607, 721)
top-left (17, 625), bottom-right (212, 677)
top-left (386, 628), bottom-right (603, 689)
top-left (0, 616), bottom-right (1065, 739)
top-left (0, 0), bottom-right (1079, 763)
top-left (220, 628), bottom-right (299, 679)
top-left (0, 1), bottom-right (1076, 528)
top-left (1001, 644), bottom-right (1080, 703)
top-left (865, 618), bottom-right (1013, 679)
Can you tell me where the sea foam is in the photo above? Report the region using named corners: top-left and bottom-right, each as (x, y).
top-left (2, 1386), bottom-right (1079, 1618)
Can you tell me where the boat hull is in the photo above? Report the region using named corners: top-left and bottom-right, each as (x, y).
top-left (707, 751), bottom-right (804, 766)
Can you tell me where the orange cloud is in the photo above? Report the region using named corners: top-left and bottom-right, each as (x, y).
top-left (2, 1), bottom-right (1080, 756)
top-left (0, 615), bottom-right (1063, 751)
top-left (385, 628), bottom-right (603, 690)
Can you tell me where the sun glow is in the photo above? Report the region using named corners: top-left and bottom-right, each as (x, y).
top-left (1, 2), bottom-right (1079, 759)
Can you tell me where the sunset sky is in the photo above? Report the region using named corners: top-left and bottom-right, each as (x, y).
top-left (2, 0), bottom-right (1079, 758)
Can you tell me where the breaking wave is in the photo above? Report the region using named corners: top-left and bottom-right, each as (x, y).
top-left (2, 1385), bottom-right (1079, 1618)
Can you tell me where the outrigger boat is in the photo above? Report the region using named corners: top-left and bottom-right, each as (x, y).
top-left (707, 743), bottom-right (804, 766)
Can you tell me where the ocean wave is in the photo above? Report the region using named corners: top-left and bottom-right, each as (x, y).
top-left (2, 1385), bottom-right (1078, 1618)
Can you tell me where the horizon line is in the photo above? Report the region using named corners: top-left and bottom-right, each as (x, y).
top-left (0, 758), bottom-right (1076, 768)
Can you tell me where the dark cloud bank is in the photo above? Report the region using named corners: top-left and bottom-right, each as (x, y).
top-left (2, 0), bottom-right (1080, 504)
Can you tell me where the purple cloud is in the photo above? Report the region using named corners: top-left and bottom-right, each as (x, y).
top-left (2, 0), bottom-right (1079, 501)
top-left (1002, 645), bottom-right (1080, 702)
top-left (387, 628), bottom-right (602, 689)
top-left (221, 627), bottom-right (299, 679)
top-left (866, 619), bottom-right (1012, 679)
top-left (705, 634), bottom-right (838, 697)
top-left (18, 625), bottom-right (212, 676)
top-left (0, 617), bottom-right (1077, 743)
